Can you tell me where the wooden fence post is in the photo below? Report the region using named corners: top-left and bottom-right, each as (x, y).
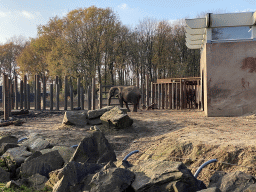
top-left (172, 83), bottom-right (174, 109)
top-left (27, 84), bottom-right (30, 110)
top-left (81, 86), bottom-right (84, 110)
top-left (98, 84), bottom-right (102, 109)
top-left (64, 76), bottom-right (68, 110)
top-left (56, 76), bottom-right (59, 111)
top-left (92, 78), bottom-right (95, 110)
top-left (10, 81), bottom-right (14, 110)
top-left (36, 75), bottom-right (41, 110)
top-left (34, 75), bottom-right (36, 109)
top-left (70, 78), bottom-right (73, 110)
top-left (14, 76), bottom-right (18, 110)
top-left (3, 74), bottom-right (9, 120)
top-left (87, 85), bottom-right (91, 110)
top-left (20, 80), bottom-right (23, 110)
top-left (8, 78), bottom-right (12, 116)
top-left (43, 76), bottom-right (46, 110)
top-left (50, 84), bottom-right (53, 111)
top-left (77, 77), bottom-right (80, 108)
top-left (158, 84), bottom-right (160, 109)
top-left (161, 84), bottom-right (164, 109)
top-left (146, 75), bottom-right (149, 107)
top-left (24, 75), bottom-right (27, 109)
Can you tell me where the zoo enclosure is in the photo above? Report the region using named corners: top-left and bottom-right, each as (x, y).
top-left (1, 74), bottom-right (202, 120)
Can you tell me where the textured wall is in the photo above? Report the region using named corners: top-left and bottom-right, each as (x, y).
top-left (203, 41), bottom-right (256, 116)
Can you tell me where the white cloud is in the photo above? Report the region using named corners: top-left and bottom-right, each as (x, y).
top-left (118, 3), bottom-right (129, 10)
top-left (21, 10), bottom-right (35, 19)
top-left (0, 11), bottom-right (10, 18)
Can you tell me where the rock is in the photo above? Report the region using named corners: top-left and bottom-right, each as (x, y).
top-left (0, 143), bottom-right (19, 155)
top-left (47, 161), bottom-right (102, 192)
top-left (89, 167), bottom-right (135, 192)
top-left (208, 171), bottom-right (256, 192)
top-left (129, 159), bottom-right (206, 192)
top-left (0, 167), bottom-right (10, 183)
top-left (2, 146), bottom-right (32, 166)
top-left (28, 174), bottom-right (48, 191)
top-left (20, 150), bottom-right (64, 178)
top-left (0, 136), bottom-right (18, 146)
top-left (40, 146), bottom-right (75, 164)
top-left (198, 187), bottom-right (221, 192)
top-left (88, 118), bottom-right (102, 125)
top-left (244, 184), bottom-right (256, 192)
top-left (70, 130), bottom-right (116, 164)
top-left (24, 151), bottom-right (42, 162)
top-left (100, 107), bottom-right (133, 129)
top-left (5, 180), bottom-right (20, 189)
top-left (21, 135), bottom-right (51, 152)
top-left (87, 106), bottom-right (114, 119)
top-left (62, 111), bottom-right (88, 126)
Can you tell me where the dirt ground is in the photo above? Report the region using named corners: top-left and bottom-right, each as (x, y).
top-left (1, 109), bottom-right (256, 185)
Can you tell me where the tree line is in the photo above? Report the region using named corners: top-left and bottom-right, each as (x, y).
top-left (0, 6), bottom-right (200, 88)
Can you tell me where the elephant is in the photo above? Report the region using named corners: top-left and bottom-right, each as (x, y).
top-left (108, 86), bottom-right (141, 112)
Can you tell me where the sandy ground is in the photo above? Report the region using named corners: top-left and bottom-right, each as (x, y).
top-left (1, 109), bottom-right (256, 185)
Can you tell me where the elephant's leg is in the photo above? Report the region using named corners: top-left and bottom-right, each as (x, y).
top-left (125, 102), bottom-right (130, 112)
top-left (133, 104), bottom-right (138, 112)
top-left (119, 98), bottom-right (124, 108)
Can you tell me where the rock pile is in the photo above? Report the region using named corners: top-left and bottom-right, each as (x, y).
top-left (1, 132), bottom-right (256, 191)
top-left (62, 106), bottom-right (133, 129)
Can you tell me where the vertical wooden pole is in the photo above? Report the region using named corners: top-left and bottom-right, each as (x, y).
top-left (38, 82), bottom-right (41, 110)
top-left (3, 74), bottom-right (9, 120)
top-left (77, 77), bottom-right (80, 108)
top-left (70, 79), bottom-right (73, 110)
top-left (180, 81), bottom-right (183, 110)
top-left (56, 84), bottom-right (59, 111)
top-left (10, 81), bottom-right (14, 110)
top-left (168, 83), bottom-right (171, 109)
top-left (141, 83), bottom-right (145, 107)
top-left (158, 84), bottom-right (160, 109)
top-left (92, 78), bottom-right (95, 110)
top-left (36, 75), bottom-right (40, 110)
top-left (176, 83), bottom-right (178, 109)
top-left (64, 76), bottom-right (68, 110)
top-left (50, 84), bottom-right (53, 111)
top-left (172, 83), bottom-right (174, 109)
top-left (8, 79), bottom-right (12, 116)
top-left (27, 84), bottom-right (30, 110)
top-left (20, 80), bottom-right (23, 110)
top-left (98, 84), bottom-right (102, 109)
top-left (161, 84), bottom-right (164, 109)
top-left (145, 75), bottom-right (149, 107)
top-left (34, 75), bottom-right (37, 109)
top-left (154, 83), bottom-right (157, 106)
top-left (165, 83), bottom-right (168, 109)
top-left (56, 76), bottom-right (59, 111)
top-left (151, 82), bottom-right (154, 105)
top-left (81, 86), bottom-right (84, 110)
top-left (14, 76), bottom-right (18, 110)
top-left (24, 75), bottom-right (27, 109)
top-left (87, 85), bottom-right (91, 110)
top-left (43, 76), bottom-right (46, 110)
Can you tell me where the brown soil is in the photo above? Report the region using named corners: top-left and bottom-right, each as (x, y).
top-left (1, 109), bottom-right (256, 186)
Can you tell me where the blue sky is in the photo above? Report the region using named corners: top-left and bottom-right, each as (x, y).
top-left (0, 0), bottom-right (255, 44)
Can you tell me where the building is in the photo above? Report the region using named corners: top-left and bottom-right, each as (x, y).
top-left (185, 12), bottom-right (256, 116)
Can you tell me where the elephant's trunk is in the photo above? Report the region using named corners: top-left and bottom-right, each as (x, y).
top-left (108, 97), bottom-right (111, 106)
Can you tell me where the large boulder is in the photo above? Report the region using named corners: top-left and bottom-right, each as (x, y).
top-left (208, 171), bottom-right (256, 192)
top-left (129, 159), bottom-right (206, 192)
top-left (21, 135), bottom-right (51, 152)
top-left (70, 130), bottom-right (116, 164)
top-left (20, 150), bottom-right (64, 178)
top-left (0, 167), bottom-right (10, 183)
top-left (62, 111), bottom-right (88, 126)
top-left (40, 146), bottom-right (76, 165)
top-left (47, 161), bottom-right (102, 192)
top-left (100, 107), bottom-right (133, 129)
top-left (2, 146), bottom-right (32, 166)
top-left (197, 187), bottom-right (221, 192)
top-left (27, 174), bottom-right (48, 191)
top-left (89, 167), bottom-right (135, 192)
top-left (0, 136), bottom-right (18, 146)
top-left (0, 143), bottom-right (19, 155)
top-left (87, 106), bottom-right (114, 119)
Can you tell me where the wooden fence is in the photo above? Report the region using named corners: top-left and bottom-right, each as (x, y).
top-left (1, 74), bottom-right (201, 120)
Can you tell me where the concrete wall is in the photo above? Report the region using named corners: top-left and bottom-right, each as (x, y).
top-left (203, 41), bottom-right (256, 116)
